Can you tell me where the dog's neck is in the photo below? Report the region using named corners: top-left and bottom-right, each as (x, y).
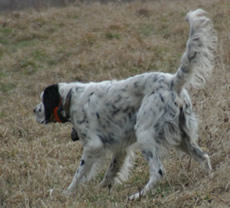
top-left (53, 101), bottom-right (69, 123)
top-left (54, 86), bottom-right (72, 123)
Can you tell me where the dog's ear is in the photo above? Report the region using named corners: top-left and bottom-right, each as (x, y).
top-left (63, 89), bottom-right (72, 118)
top-left (43, 84), bottom-right (60, 123)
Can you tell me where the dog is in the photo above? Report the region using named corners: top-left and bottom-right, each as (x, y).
top-left (34, 9), bottom-right (217, 200)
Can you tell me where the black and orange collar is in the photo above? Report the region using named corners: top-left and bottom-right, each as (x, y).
top-left (53, 89), bottom-right (72, 123)
top-left (53, 105), bottom-right (67, 123)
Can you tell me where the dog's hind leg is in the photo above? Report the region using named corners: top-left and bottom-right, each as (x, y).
top-left (129, 142), bottom-right (164, 200)
top-left (179, 111), bottom-right (212, 173)
top-left (180, 138), bottom-right (212, 173)
top-left (128, 94), bottom-right (166, 200)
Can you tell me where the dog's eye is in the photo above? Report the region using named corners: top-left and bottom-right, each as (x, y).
top-left (39, 109), bottom-right (41, 113)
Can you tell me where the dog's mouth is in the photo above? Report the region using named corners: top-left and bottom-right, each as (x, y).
top-left (41, 120), bottom-right (47, 124)
top-left (35, 111), bottom-right (60, 125)
top-left (35, 117), bottom-right (47, 124)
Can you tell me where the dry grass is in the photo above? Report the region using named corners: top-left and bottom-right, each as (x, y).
top-left (0, 0), bottom-right (230, 207)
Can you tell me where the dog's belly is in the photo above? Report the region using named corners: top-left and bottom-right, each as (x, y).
top-left (96, 112), bottom-right (137, 147)
top-left (85, 106), bottom-right (137, 148)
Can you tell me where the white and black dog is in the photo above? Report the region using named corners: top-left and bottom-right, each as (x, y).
top-left (34, 9), bottom-right (217, 200)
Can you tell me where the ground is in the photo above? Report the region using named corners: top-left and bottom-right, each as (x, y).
top-left (0, 0), bottom-right (229, 207)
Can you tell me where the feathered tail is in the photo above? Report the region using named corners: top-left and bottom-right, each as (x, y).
top-left (173, 9), bottom-right (217, 92)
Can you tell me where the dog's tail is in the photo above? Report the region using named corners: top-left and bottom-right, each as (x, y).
top-left (172, 9), bottom-right (217, 93)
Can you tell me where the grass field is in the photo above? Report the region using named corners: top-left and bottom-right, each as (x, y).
top-left (0, 0), bottom-right (230, 207)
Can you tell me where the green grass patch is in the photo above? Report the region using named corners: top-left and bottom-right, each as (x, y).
top-left (0, 26), bottom-right (13, 45)
top-left (15, 39), bottom-right (39, 49)
top-left (139, 24), bottom-right (154, 37)
top-left (0, 26), bottom-right (13, 36)
top-left (0, 38), bottom-right (9, 45)
top-left (0, 47), bottom-right (5, 59)
top-left (0, 82), bottom-right (16, 93)
top-left (31, 49), bottom-right (48, 62)
top-left (0, 32), bottom-right (42, 55)
top-left (19, 58), bottom-right (39, 75)
top-left (15, 49), bottom-right (70, 75)
top-left (105, 32), bottom-right (121, 40)
top-left (153, 182), bottom-right (172, 198)
top-left (0, 111), bottom-right (6, 118)
top-left (0, 71), bottom-right (9, 79)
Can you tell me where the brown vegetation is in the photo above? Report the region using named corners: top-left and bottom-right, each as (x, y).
top-left (0, 0), bottom-right (229, 207)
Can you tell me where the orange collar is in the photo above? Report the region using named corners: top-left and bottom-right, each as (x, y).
top-left (53, 90), bottom-right (72, 123)
top-left (53, 101), bottom-right (69, 123)
top-left (53, 106), bottom-right (62, 122)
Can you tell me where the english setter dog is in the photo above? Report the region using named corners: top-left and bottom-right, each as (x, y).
top-left (34, 9), bottom-right (217, 200)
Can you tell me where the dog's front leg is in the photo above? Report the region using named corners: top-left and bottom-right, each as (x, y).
top-left (63, 159), bottom-right (90, 195)
top-left (99, 151), bottom-right (127, 188)
top-left (63, 148), bottom-right (100, 195)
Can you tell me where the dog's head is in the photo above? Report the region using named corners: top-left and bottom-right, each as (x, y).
top-left (33, 84), bottom-right (72, 124)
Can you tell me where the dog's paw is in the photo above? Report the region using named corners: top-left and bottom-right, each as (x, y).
top-left (202, 154), bottom-right (212, 174)
top-left (62, 189), bottom-right (74, 197)
top-left (98, 179), bottom-right (113, 189)
top-left (128, 191), bottom-right (144, 201)
top-left (128, 193), bottom-right (140, 201)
